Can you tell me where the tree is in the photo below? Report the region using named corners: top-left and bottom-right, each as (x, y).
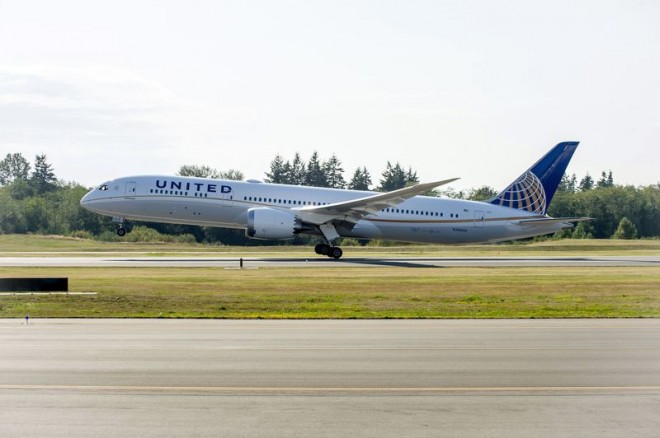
top-left (218, 169), bottom-right (244, 181)
top-left (23, 196), bottom-right (49, 232)
top-left (177, 164), bottom-right (220, 178)
top-left (323, 154), bottom-right (345, 189)
top-left (0, 153), bottom-right (31, 185)
top-left (378, 162), bottom-right (418, 191)
top-left (579, 173), bottom-right (594, 191)
top-left (290, 153), bottom-right (306, 185)
top-left (0, 189), bottom-right (28, 233)
top-left (558, 173), bottom-right (577, 193)
top-left (265, 155), bottom-right (289, 184)
top-left (613, 217), bottom-right (638, 239)
top-left (572, 221), bottom-right (594, 239)
top-left (597, 170), bottom-right (614, 188)
top-left (378, 162), bottom-right (404, 191)
top-left (6, 179), bottom-right (32, 200)
top-left (304, 151), bottom-right (327, 187)
top-left (177, 165), bottom-right (242, 180)
top-left (348, 166), bottom-right (372, 191)
top-left (30, 154), bottom-right (57, 194)
top-left (434, 185), bottom-right (466, 199)
top-left (406, 167), bottom-right (419, 186)
top-left (468, 186), bottom-right (498, 201)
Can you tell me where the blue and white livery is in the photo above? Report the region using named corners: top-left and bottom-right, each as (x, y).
top-left (80, 141), bottom-right (589, 259)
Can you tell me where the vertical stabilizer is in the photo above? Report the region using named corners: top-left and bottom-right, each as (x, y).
top-left (489, 141), bottom-right (579, 214)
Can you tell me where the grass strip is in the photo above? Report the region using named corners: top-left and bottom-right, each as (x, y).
top-left (1, 266), bottom-right (658, 319)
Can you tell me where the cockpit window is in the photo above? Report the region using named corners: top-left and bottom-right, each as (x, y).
top-left (98, 184), bottom-right (109, 191)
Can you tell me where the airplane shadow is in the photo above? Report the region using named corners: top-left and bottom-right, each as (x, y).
top-left (334, 258), bottom-right (439, 268)
top-left (249, 258), bottom-right (440, 268)
top-left (121, 257), bottom-right (437, 268)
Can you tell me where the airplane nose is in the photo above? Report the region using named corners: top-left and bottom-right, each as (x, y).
top-left (80, 191), bottom-right (93, 208)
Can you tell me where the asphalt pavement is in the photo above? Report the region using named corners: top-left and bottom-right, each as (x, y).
top-left (1, 319), bottom-right (659, 437)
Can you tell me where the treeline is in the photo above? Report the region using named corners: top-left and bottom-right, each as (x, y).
top-left (549, 172), bottom-right (659, 239)
top-left (0, 153), bottom-right (116, 238)
top-left (0, 152), bottom-right (658, 243)
top-left (265, 151), bottom-right (420, 191)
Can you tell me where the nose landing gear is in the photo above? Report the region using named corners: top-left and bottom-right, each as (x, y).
top-left (112, 217), bottom-right (128, 237)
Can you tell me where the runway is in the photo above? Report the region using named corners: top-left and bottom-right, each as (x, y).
top-left (1, 255), bottom-right (658, 268)
top-left (1, 319), bottom-right (659, 437)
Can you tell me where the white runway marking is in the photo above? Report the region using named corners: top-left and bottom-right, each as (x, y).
top-left (3, 384), bottom-right (660, 394)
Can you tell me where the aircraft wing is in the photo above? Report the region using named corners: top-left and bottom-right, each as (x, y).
top-left (296, 178), bottom-right (459, 224)
top-left (518, 217), bottom-right (593, 226)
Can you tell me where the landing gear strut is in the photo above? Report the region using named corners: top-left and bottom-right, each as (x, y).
top-left (315, 223), bottom-right (343, 259)
top-left (314, 243), bottom-right (343, 259)
top-left (112, 217), bottom-right (128, 237)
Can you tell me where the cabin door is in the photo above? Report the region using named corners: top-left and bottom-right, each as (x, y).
top-left (219, 190), bottom-right (233, 206)
top-left (125, 182), bottom-right (137, 196)
top-left (474, 210), bottom-right (485, 227)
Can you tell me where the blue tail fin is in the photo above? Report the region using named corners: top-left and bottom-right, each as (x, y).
top-left (489, 141), bottom-right (579, 214)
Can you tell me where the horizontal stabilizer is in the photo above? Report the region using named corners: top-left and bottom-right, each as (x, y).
top-left (518, 217), bottom-right (593, 226)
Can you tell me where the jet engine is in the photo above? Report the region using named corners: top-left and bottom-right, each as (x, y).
top-left (246, 207), bottom-right (302, 240)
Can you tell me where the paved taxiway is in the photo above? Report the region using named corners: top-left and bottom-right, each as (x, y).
top-left (1, 255), bottom-right (658, 268)
top-left (1, 319), bottom-right (659, 437)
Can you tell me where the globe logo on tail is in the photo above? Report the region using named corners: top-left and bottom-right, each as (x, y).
top-left (492, 171), bottom-right (547, 214)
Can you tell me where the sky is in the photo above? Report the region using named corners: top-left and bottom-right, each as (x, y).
top-left (0, 0), bottom-right (658, 191)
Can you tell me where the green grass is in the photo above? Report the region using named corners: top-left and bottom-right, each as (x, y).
top-left (0, 234), bottom-right (659, 256)
top-left (2, 234), bottom-right (657, 319)
top-left (1, 266), bottom-right (658, 319)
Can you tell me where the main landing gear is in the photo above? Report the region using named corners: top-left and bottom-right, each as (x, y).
top-left (315, 243), bottom-right (343, 260)
top-left (315, 223), bottom-right (343, 259)
top-left (116, 227), bottom-right (126, 237)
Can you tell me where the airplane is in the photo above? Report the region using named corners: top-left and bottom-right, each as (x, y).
top-left (80, 141), bottom-right (590, 259)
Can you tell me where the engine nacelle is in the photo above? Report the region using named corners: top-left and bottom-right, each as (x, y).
top-left (246, 207), bottom-right (301, 240)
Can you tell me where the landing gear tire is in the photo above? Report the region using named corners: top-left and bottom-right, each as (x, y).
top-left (117, 227), bottom-right (126, 237)
top-left (315, 243), bottom-right (330, 256)
top-left (330, 247), bottom-right (343, 259)
top-left (314, 243), bottom-right (342, 259)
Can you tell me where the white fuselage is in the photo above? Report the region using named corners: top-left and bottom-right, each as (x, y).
top-left (80, 175), bottom-right (568, 244)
